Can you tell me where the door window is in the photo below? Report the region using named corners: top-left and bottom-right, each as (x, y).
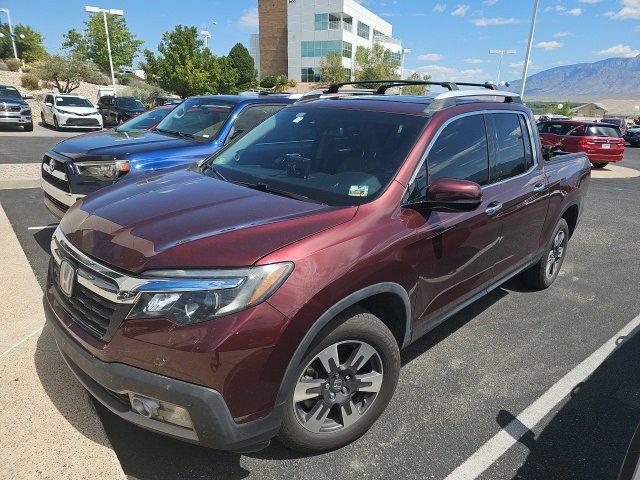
top-left (490, 113), bottom-right (527, 183)
top-left (427, 114), bottom-right (490, 186)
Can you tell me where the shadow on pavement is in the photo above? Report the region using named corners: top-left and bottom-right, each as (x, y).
top-left (506, 323), bottom-right (640, 479)
top-left (33, 325), bottom-right (114, 448)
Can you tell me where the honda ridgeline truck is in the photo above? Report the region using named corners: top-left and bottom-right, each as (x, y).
top-left (45, 81), bottom-right (590, 453)
top-left (40, 95), bottom-right (295, 218)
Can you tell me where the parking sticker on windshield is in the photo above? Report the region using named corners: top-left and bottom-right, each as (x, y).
top-left (349, 185), bottom-right (369, 197)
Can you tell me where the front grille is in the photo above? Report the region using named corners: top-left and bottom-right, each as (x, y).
top-left (42, 169), bottom-right (70, 192)
top-left (65, 117), bottom-right (100, 126)
top-left (9, 105), bottom-right (21, 112)
top-left (44, 193), bottom-right (69, 214)
top-left (52, 240), bottom-right (129, 341)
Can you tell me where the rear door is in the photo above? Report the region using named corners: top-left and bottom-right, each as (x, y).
top-left (485, 112), bottom-right (548, 277)
top-left (409, 113), bottom-right (504, 333)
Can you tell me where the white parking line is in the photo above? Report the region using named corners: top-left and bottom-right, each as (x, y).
top-left (27, 224), bottom-right (58, 231)
top-left (445, 312), bottom-right (640, 480)
top-left (0, 325), bottom-right (45, 360)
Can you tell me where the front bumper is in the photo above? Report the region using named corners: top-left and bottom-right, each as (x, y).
top-left (57, 112), bottom-right (102, 129)
top-left (0, 113), bottom-right (32, 126)
top-left (41, 176), bottom-right (84, 219)
top-left (45, 297), bottom-right (282, 451)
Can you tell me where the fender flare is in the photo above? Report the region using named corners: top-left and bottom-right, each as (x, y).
top-left (274, 282), bottom-right (412, 406)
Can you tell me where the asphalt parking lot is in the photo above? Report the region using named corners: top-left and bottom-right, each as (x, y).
top-left (1, 133), bottom-right (640, 479)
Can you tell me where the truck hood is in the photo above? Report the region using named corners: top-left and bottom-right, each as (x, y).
top-left (59, 167), bottom-right (356, 273)
top-left (52, 130), bottom-right (197, 161)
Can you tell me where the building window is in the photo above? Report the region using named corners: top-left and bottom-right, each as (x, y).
top-left (343, 17), bottom-right (353, 32)
top-left (301, 41), bottom-right (351, 58)
top-left (342, 41), bottom-right (352, 59)
top-left (315, 13), bottom-right (328, 31)
top-left (301, 68), bottom-right (322, 83)
top-left (329, 14), bottom-right (341, 30)
top-left (357, 21), bottom-right (370, 40)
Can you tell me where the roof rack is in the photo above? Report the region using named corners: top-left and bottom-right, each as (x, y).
top-left (325, 80), bottom-right (498, 95)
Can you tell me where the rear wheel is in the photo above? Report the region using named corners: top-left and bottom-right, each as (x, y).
top-left (523, 218), bottom-right (569, 290)
top-left (40, 111), bottom-right (46, 125)
top-left (278, 307), bottom-right (400, 452)
top-left (592, 162), bottom-right (609, 169)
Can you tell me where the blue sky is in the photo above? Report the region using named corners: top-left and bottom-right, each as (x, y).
top-left (1, 0), bottom-right (639, 82)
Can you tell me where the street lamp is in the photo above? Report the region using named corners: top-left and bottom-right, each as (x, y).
top-left (0, 8), bottom-right (19, 61)
top-left (84, 5), bottom-right (124, 94)
top-left (489, 49), bottom-right (516, 86)
top-left (200, 21), bottom-right (217, 49)
top-left (520, 0), bottom-right (541, 100)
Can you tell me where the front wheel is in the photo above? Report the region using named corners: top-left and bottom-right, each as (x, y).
top-left (53, 115), bottom-right (60, 131)
top-left (278, 307), bottom-right (400, 452)
top-left (24, 122), bottom-right (33, 132)
top-left (592, 162), bottom-right (609, 169)
top-left (523, 218), bottom-right (569, 290)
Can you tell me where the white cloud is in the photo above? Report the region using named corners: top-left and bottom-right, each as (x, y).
top-left (451, 4), bottom-right (470, 16)
top-left (594, 44), bottom-right (640, 57)
top-left (415, 64), bottom-right (487, 82)
top-left (472, 17), bottom-right (516, 26)
top-left (536, 41), bottom-right (564, 51)
top-left (607, 0), bottom-right (640, 19)
top-left (238, 7), bottom-right (259, 29)
top-left (417, 53), bottom-right (444, 61)
top-left (553, 31), bottom-right (572, 37)
top-left (578, 0), bottom-right (602, 3)
top-left (484, 0), bottom-right (498, 5)
top-left (434, 3), bottom-right (447, 13)
top-left (510, 60), bottom-right (533, 68)
top-left (566, 7), bottom-right (582, 15)
top-left (545, 4), bottom-right (581, 15)
top-left (465, 58), bottom-right (491, 64)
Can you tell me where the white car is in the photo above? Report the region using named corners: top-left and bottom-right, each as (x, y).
top-left (41, 93), bottom-right (103, 131)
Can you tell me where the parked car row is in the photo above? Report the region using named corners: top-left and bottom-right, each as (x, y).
top-left (41, 80), bottom-right (591, 453)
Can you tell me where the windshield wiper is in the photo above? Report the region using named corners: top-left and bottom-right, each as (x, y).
top-left (155, 128), bottom-right (196, 140)
top-left (203, 164), bottom-right (227, 181)
top-left (233, 181), bottom-right (322, 204)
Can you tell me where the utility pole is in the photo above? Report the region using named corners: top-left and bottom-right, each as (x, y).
top-left (521, 0), bottom-right (541, 99)
top-left (0, 8), bottom-right (19, 61)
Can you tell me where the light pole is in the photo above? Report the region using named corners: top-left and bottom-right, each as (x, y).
top-left (400, 48), bottom-right (412, 80)
top-left (84, 6), bottom-right (124, 95)
top-left (0, 8), bottom-right (19, 61)
top-left (520, 0), bottom-right (541, 100)
top-left (200, 21), bottom-right (217, 49)
top-left (489, 49), bottom-right (516, 86)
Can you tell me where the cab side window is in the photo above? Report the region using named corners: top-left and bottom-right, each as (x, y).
top-left (490, 113), bottom-right (527, 183)
top-left (229, 105), bottom-right (286, 141)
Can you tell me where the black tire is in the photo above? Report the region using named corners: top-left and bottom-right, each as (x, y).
top-left (40, 111), bottom-right (45, 125)
top-left (278, 307), bottom-right (400, 452)
top-left (24, 122), bottom-right (33, 132)
top-left (523, 218), bottom-right (569, 290)
top-left (592, 162), bottom-right (609, 169)
top-left (53, 115), bottom-right (60, 131)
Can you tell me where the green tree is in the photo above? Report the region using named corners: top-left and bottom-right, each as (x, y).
top-left (34, 55), bottom-right (102, 93)
top-left (142, 26), bottom-right (238, 98)
top-left (0, 23), bottom-right (47, 63)
top-left (227, 43), bottom-right (256, 88)
top-left (259, 75), bottom-right (296, 92)
top-left (62, 15), bottom-right (142, 72)
top-left (319, 52), bottom-right (349, 84)
top-left (402, 72), bottom-right (432, 96)
top-left (551, 102), bottom-right (573, 118)
top-left (354, 44), bottom-right (401, 82)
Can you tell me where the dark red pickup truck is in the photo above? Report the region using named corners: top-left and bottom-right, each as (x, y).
top-left (45, 81), bottom-right (590, 453)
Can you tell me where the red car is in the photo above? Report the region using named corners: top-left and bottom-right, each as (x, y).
top-left (538, 119), bottom-right (625, 168)
top-left (45, 81), bottom-right (590, 453)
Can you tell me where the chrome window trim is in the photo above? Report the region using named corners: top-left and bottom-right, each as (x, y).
top-left (51, 228), bottom-right (246, 305)
top-left (405, 109), bottom-right (540, 191)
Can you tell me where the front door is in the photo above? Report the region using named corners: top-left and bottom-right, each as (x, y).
top-left (406, 113), bottom-right (504, 334)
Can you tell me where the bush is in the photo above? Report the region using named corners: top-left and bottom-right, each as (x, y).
top-left (116, 73), bottom-right (137, 86)
top-left (122, 82), bottom-right (167, 105)
top-left (5, 58), bottom-right (21, 72)
top-left (259, 75), bottom-right (296, 92)
top-left (21, 73), bottom-right (40, 90)
top-left (0, 60), bottom-right (7, 71)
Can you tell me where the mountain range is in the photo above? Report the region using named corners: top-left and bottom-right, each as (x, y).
top-left (508, 55), bottom-right (640, 100)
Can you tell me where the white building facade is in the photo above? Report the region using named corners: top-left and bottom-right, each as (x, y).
top-left (286, 0), bottom-right (403, 83)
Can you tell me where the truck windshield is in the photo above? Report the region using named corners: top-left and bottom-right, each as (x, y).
top-left (0, 86), bottom-right (21, 100)
top-left (56, 97), bottom-right (93, 107)
top-left (155, 98), bottom-right (235, 141)
top-left (205, 106), bottom-right (427, 206)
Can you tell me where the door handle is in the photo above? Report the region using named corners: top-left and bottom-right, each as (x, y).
top-left (533, 183), bottom-right (545, 192)
top-left (485, 202), bottom-right (502, 216)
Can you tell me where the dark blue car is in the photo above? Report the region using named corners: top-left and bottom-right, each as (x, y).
top-left (40, 95), bottom-right (296, 218)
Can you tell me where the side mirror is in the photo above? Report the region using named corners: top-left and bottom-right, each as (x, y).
top-left (404, 178), bottom-right (482, 213)
top-left (22, 94), bottom-right (33, 100)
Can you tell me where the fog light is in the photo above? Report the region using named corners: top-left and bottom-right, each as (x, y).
top-left (128, 393), bottom-right (194, 429)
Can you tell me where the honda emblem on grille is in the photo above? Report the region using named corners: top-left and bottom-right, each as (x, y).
top-left (59, 259), bottom-right (75, 297)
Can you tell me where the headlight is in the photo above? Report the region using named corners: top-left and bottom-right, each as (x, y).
top-left (126, 263), bottom-right (293, 325)
top-left (75, 160), bottom-right (130, 180)
top-left (22, 108), bottom-right (32, 115)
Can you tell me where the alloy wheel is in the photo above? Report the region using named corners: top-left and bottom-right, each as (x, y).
top-left (293, 340), bottom-right (384, 434)
top-left (546, 230), bottom-right (566, 280)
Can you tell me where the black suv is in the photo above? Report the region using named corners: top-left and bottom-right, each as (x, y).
top-left (97, 96), bottom-right (147, 125)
